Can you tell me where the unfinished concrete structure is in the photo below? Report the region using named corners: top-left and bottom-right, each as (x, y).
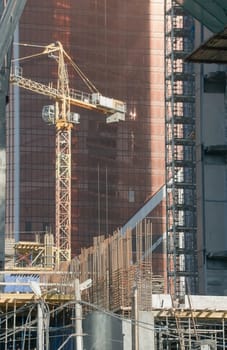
top-left (2, 218), bottom-right (227, 349)
top-left (0, 273), bottom-right (227, 350)
top-left (175, 1), bottom-right (227, 296)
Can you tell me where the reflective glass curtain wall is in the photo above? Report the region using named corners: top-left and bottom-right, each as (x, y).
top-left (6, 0), bottom-right (165, 257)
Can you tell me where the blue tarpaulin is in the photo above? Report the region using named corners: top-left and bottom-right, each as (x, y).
top-left (4, 274), bottom-right (40, 293)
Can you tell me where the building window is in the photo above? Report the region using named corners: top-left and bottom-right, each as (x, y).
top-left (25, 221), bottom-right (32, 232)
top-left (129, 189), bottom-right (135, 203)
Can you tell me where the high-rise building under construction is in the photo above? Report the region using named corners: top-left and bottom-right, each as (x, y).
top-left (6, 1), bottom-right (166, 258)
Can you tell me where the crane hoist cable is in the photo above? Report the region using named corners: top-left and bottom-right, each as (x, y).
top-left (12, 41), bottom-right (99, 93)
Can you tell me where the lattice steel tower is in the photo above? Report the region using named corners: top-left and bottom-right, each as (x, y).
top-left (164, 0), bottom-right (197, 299)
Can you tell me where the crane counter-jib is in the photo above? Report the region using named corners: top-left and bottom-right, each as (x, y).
top-left (10, 73), bottom-right (126, 119)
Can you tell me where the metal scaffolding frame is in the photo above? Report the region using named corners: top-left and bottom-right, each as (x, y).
top-left (154, 313), bottom-right (227, 350)
top-left (164, 0), bottom-right (197, 299)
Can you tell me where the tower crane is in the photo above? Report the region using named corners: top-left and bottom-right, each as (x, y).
top-left (10, 41), bottom-right (126, 267)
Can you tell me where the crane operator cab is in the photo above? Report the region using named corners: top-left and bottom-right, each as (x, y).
top-left (42, 105), bottom-right (80, 125)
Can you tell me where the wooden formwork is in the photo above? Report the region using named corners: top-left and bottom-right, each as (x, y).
top-left (75, 221), bottom-right (165, 316)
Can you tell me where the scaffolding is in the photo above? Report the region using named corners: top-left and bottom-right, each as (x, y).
top-left (155, 312), bottom-right (227, 350)
top-left (5, 219), bottom-right (165, 318)
top-left (164, 0), bottom-right (197, 299)
top-left (71, 222), bottom-right (165, 317)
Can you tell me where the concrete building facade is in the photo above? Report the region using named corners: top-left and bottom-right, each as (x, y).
top-left (194, 26), bottom-right (227, 295)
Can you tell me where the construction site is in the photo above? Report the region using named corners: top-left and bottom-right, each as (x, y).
top-left (1, 0), bottom-right (227, 349)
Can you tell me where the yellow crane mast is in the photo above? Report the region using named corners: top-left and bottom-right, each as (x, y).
top-left (10, 41), bottom-right (126, 267)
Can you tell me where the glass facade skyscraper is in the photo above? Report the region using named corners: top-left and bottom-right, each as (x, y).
top-left (6, 0), bottom-right (165, 257)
